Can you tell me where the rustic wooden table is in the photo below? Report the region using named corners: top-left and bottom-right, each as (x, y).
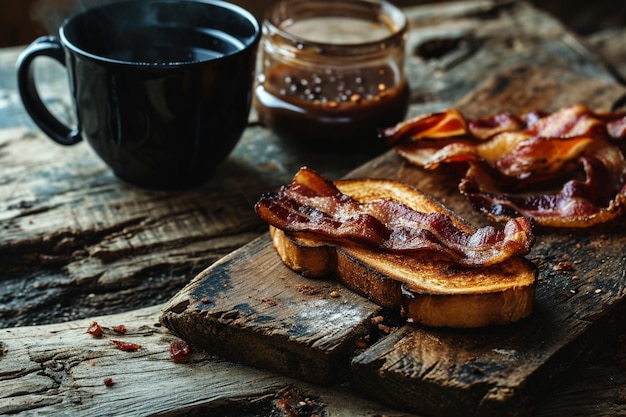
top-left (1, 1), bottom-right (626, 416)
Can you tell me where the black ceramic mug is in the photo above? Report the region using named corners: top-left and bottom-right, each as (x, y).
top-left (17, 0), bottom-right (260, 189)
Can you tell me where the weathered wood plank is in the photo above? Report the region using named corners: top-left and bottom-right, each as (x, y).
top-left (161, 234), bottom-right (379, 384)
top-left (401, 0), bottom-right (619, 118)
top-left (0, 305), bottom-right (415, 416)
top-left (583, 27), bottom-right (626, 84)
top-left (2, 301), bottom-right (626, 416)
top-left (3, 300), bottom-right (626, 416)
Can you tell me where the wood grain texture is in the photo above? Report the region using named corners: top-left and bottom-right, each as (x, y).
top-left (3, 300), bottom-right (626, 416)
top-left (161, 234), bottom-right (378, 384)
top-left (0, 305), bottom-right (412, 417)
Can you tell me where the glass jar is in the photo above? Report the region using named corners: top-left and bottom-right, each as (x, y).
top-left (254, 0), bottom-right (409, 147)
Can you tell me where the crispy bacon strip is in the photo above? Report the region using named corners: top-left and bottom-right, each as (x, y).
top-left (377, 109), bottom-right (466, 142)
top-left (255, 167), bottom-right (534, 267)
top-left (380, 104), bottom-right (626, 227)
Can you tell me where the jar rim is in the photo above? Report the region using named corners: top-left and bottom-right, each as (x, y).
top-left (263, 0), bottom-right (407, 55)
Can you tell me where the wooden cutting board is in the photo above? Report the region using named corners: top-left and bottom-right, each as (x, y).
top-left (160, 65), bottom-right (626, 417)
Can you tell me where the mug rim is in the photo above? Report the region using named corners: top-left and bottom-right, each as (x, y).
top-left (59, 0), bottom-right (261, 68)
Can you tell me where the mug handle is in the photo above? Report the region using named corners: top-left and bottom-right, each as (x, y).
top-left (16, 36), bottom-right (82, 146)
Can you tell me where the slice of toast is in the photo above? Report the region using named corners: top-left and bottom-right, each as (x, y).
top-left (269, 178), bottom-right (537, 328)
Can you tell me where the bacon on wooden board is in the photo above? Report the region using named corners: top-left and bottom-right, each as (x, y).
top-left (379, 104), bottom-right (626, 227)
top-left (255, 167), bottom-right (535, 267)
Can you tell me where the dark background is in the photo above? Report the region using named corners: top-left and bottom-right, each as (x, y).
top-left (1, 0), bottom-right (625, 48)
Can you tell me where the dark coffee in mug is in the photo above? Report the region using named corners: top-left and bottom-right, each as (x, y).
top-left (17, 0), bottom-right (260, 189)
top-left (89, 28), bottom-right (238, 63)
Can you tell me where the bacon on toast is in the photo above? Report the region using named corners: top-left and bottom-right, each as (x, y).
top-left (256, 167), bottom-right (537, 328)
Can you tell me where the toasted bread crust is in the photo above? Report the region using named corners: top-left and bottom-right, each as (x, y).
top-left (271, 227), bottom-right (337, 277)
top-left (401, 283), bottom-right (535, 327)
top-left (269, 179), bottom-right (537, 328)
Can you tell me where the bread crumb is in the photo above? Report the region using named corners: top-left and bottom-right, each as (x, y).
top-left (355, 335), bottom-right (369, 349)
top-left (296, 284), bottom-right (320, 296)
top-left (378, 323), bottom-right (391, 334)
top-left (262, 297), bottom-right (277, 306)
top-left (553, 261), bottom-right (574, 272)
top-left (329, 291), bottom-right (340, 298)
